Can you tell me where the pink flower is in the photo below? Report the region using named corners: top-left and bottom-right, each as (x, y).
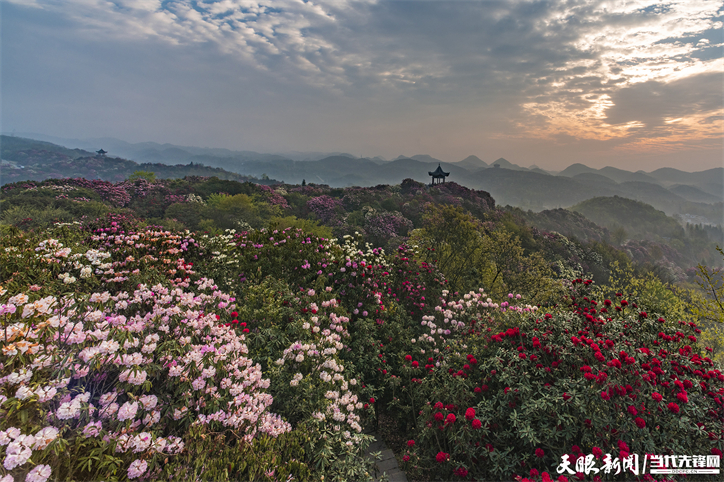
top-left (26, 464), bottom-right (51, 482)
top-left (118, 401), bottom-right (138, 422)
top-left (127, 459), bottom-right (147, 479)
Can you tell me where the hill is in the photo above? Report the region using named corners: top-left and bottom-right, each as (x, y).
top-left (571, 196), bottom-right (683, 241)
top-left (0, 135), bottom-right (271, 185)
top-left (558, 163), bottom-right (597, 177)
top-left (457, 155), bottom-right (488, 170)
top-left (4, 135), bottom-right (721, 227)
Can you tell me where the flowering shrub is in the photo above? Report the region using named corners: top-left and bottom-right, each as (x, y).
top-left (306, 195), bottom-right (343, 225)
top-left (1, 176), bottom-right (723, 482)
top-left (398, 280), bottom-right (724, 481)
top-left (0, 278), bottom-right (299, 481)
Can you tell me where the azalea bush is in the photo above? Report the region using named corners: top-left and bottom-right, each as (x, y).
top-left (1, 189), bottom-right (722, 482)
top-left (396, 280), bottom-right (724, 481)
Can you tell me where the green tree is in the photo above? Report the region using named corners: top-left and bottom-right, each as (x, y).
top-left (411, 205), bottom-right (562, 303)
top-left (127, 170), bottom-right (157, 182)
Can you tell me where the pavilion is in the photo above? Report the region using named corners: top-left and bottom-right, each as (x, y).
top-left (428, 164), bottom-right (449, 186)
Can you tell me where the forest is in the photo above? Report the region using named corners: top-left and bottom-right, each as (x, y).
top-left (0, 172), bottom-right (722, 481)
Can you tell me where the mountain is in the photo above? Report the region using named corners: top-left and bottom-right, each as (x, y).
top-left (572, 172), bottom-right (618, 185)
top-left (457, 155), bottom-right (488, 170)
top-left (0, 135), bottom-right (271, 185)
top-left (649, 167), bottom-right (724, 185)
top-left (489, 157), bottom-right (527, 171)
top-left (411, 154), bottom-right (445, 164)
top-left (571, 196), bottom-right (684, 241)
top-left (668, 184), bottom-right (721, 204)
top-left (598, 167), bottom-right (660, 184)
top-left (558, 163), bottom-right (597, 177)
top-left (3, 135), bottom-right (721, 226)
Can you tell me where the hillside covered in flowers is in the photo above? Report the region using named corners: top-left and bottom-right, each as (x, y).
top-left (0, 175), bottom-right (723, 481)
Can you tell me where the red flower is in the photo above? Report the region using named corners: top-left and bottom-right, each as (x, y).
top-left (465, 408), bottom-right (476, 420)
top-left (436, 452), bottom-right (449, 463)
top-left (405, 355), bottom-right (412, 362)
top-left (455, 467), bottom-right (468, 477)
top-left (542, 473), bottom-right (553, 482)
top-left (535, 448), bottom-right (545, 458)
top-left (471, 419), bottom-right (482, 429)
top-left (668, 402), bottom-right (680, 413)
top-left (651, 392), bottom-right (663, 402)
top-left (445, 413), bottom-right (456, 424)
top-left (627, 405), bottom-right (638, 416)
top-left (601, 391), bottom-right (610, 401)
top-left (676, 392), bottom-right (688, 403)
top-left (530, 469), bottom-right (540, 477)
top-left (558, 476), bottom-right (569, 482)
top-left (412, 361), bottom-right (419, 368)
top-left (563, 392), bottom-right (571, 401)
top-left (402, 455), bottom-right (410, 462)
top-left (434, 412), bottom-right (444, 422)
top-left (369, 397), bottom-right (375, 404)
top-left (434, 401), bottom-right (444, 409)
top-left (231, 311), bottom-right (238, 317)
top-left (592, 447), bottom-right (603, 459)
top-left (407, 440), bottom-right (415, 447)
top-left (712, 448), bottom-right (723, 457)
top-left (635, 417), bottom-right (646, 429)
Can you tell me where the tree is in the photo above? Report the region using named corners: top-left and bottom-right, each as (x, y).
top-left (693, 246), bottom-right (724, 325)
top-left (127, 170), bottom-right (157, 182)
top-left (411, 204), bottom-right (563, 303)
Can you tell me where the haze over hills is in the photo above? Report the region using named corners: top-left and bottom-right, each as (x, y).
top-left (2, 134), bottom-right (721, 226)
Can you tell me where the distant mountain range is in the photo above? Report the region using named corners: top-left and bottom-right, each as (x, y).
top-left (2, 134), bottom-right (721, 226)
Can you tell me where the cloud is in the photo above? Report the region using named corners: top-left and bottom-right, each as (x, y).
top-left (2, 0), bottom-right (722, 168)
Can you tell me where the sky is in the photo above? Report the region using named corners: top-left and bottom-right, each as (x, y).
top-left (2, 0), bottom-right (723, 172)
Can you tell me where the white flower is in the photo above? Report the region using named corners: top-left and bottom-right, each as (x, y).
top-left (117, 401), bottom-right (138, 422)
top-left (25, 464), bottom-right (51, 482)
top-left (4, 441), bottom-right (31, 470)
top-left (33, 427), bottom-right (59, 449)
top-left (14, 386), bottom-right (33, 401)
top-left (139, 395), bottom-right (157, 410)
top-left (127, 459), bottom-right (148, 479)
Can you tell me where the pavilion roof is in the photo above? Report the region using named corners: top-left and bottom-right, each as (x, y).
top-left (428, 164), bottom-right (449, 177)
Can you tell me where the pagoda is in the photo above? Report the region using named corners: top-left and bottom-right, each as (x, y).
top-left (428, 164), bottom-right (449, 186)
top-left (96, 149), bottom-right (107, 156)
